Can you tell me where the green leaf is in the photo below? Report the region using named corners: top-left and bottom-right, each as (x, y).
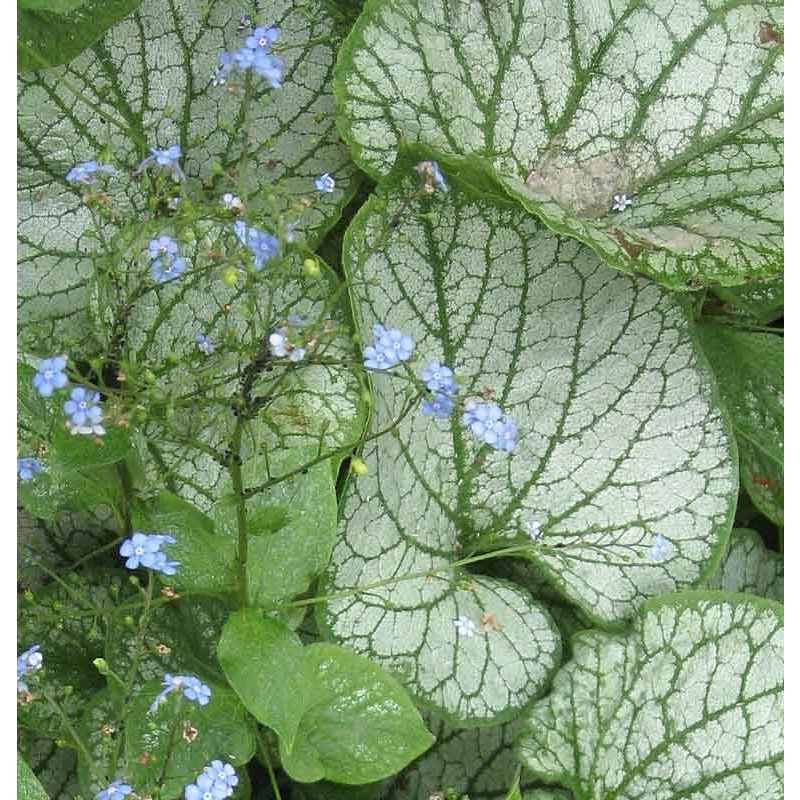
top-left (124, 680), bottom-right (255, 799)
top-left (698, 321), bottom-right (783, 524)
top-left (213, 446), bottom-right (339, 606)
top-left (18, 753), bottom-right (49, 800)
top-left (219, 612), bottom-right (433, 782)
top-left (18, 0), bottom-right (363, 350)
top-left (17, 737), bottom-right (80, 800)
top-left (133, 491), bottom-right (236, 595)
top-left (707, 528), bottom-right (783, 600)
top-left (387, 718), bottom-right (570, 800)
top-left (336, 0), bottom-right (783, 288)
top-left (218, 610), bottom-right (309, 753)
top-left (518, 592), bottom-right (783, 799)
top-left (279, 643), bottom-right (434, 784)
top-left (712, 278), bottom-right (784, 325)
top-left (18, 0), bottom-right (143, 71)
top-left (50, 423), bottom-right (131, 470)
top-left (321, 153), bottom-right (736, 725)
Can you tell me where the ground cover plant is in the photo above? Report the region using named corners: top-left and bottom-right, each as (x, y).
top-left (17, 1), bottom-right (783, 798)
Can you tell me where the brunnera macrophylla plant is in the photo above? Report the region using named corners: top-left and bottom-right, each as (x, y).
top-left (17, 2), bottom-right (782, 800)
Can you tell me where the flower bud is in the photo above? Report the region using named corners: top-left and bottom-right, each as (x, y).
top-left (93, 658), bottom-right (110, 675)
top-left (350, 457), bottom-right (369, 476)
top-left (222, 266), bottom-right (239, 286)
top-left (303, 257), bottom-right (321, 278)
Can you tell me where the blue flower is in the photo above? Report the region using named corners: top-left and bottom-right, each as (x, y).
top-left (416, 160), bottom-right (448, 193)
top-left (17, 645), bottom-right (43, 694)
top-left (95, 781), bottom-right (133, 800)
top-left (150, 673), bottom-right (211, 714)
top-left (152, 256), bottom-right (188, 283)
top-left (220, 192), bottom-right (243, 211)
top-left (17, 457), bottom-right (43, 482)
top-left (362, 323), bottom-right (415, 370)
top-left (138, 144), bottom-right (185, 181)
top-left (33, 355), bottom-right (68, 397)
top-left (63, 386), bottom-right (105, 436)
top-left (462, 400), bottom-right (517, 451)
top-left (233, 220), bottom-right (279, 270)
top-left (120, 532), bottom-right (179, 575)
top-left (185, 772), bottom-right (228, 800)
top-left (203, 761), bottom-right (238, 796)
top-left (196, 334), bottom-right (214, 355)
top-left (149, 235), bottom-right (178, 260)
top-left (422, 361), bottom-right (457, 395)
top-left (422, 393), bottom-right (454, 418)
top-left (269, 328), bottom-right (305, 362)
top-left (252, 52), bottom-right (283, 88)
top-left (246, 25), bottom-right (280, 51)
top-left (650, 533), bottom-right (671, 562)
top-left (315, 172), bottom-right (335, 193)
top-left (66, 160), bottom-right (116, 184)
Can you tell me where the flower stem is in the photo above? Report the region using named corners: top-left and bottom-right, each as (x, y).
top-left (255, 726), bottom-right (283, 800)
top-left (42, 690), bottom-right (100, 780)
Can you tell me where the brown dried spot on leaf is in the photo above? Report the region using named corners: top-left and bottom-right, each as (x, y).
top-left (612, 229), bottom-right (645, 259)
top-left (759, 21), bottom-right (783, 45)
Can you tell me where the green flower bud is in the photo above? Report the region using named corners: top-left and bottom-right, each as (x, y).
top-left (350, 457), bottom-right (369, 476)
top-left (303, 257), bottom-right (321, 278)
top-left (222, 266), bottom-right (239, 286)
top-left (93, 658), bottom-right (110, 675)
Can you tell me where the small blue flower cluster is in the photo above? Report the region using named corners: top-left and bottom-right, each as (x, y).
top-left (17, 645), bottom-right (43, 695)
top-left (214, 22), bottom-right (283, 88)
top-left (137, 144), bottom-right (185, 182)
top-left (149, 234), bottom-right (188, 283)
top-left (30, 355), bottom-right (107, 437)
top-left (95, 781), bottom-right (133, 800)
top-left (421, 361), bottom-right (458, 418)
top-left (66, 160), bottom-right (116, 184)
top-left (363, 323), bottom-right (415, 370)
top-left (463, 399), bottom-right (518, 452)
top-left (185, 760), bottom-right (239, 800)
top-left (17, 457), bottom-right (43, 482)
top-left (150, 673), bottom-right (212, 714)
top-left (120, 531), bottom-right (179, 576)
top-left (233, 220), bottom-right (279, 271)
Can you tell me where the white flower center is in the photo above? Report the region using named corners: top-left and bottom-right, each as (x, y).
top-left (79, 401), bottom-right (87, 409)
top-left (44, 370), bottom-right (53, 379)
top-left (259, 36), bottom-right (268, 46)
top-left (135, 546), bottom-right (144, 556)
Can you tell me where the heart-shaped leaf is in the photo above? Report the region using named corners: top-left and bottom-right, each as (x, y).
top-left (697, 321), bottom-right (783, 524)
top-left (320, 154), bottom-right (736, 725)
top-left (336, 0), bottom-right (783, 288)
top-left (517, 592), bottom-right (783, 800)
top-left (18, 0), bottom-right (362, 351)
top-left (707, 527), bottom-right (782, 600)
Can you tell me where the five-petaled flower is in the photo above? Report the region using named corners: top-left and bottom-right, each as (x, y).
top-left (650, 532), bottom-right (671, 562)
top-left (138, 144), bottom-right (186, 181)
top-left (421, 393), bottom-right (454, 418)
top-left (454, 616), bottom-right (478, 637)
top-left (196, 334), bottom-right (214, 355)
top-left (422, 361), bottom-right (458, 395)
top-left (17, 457), bottom-right (43, 482)
top-left (66, 160), bottom-right (116, 184)
top-left (416, 160), bottom-right (448, 193)
top-left (193, 760), bottom-right (239, 799)
top-left (363, 323), bottom-right (415, 370)
top-left (17, 645), bottom-right (43, 695)
top-left (33, 355), bottom-right (68, 397)
top-left (150, 673), bottom-right (211, 714)
top-left (63, 386), bottom-right (105, 436)
top-left (612, 192), bottom-right (633, 212)
top-left (315, 172), bottom-right (335, 193)
top-left (120, 532), bottom-right (179, 576)
top-left (269, 328), bottom-right (305, 362)
top-left (95, 781), bottom-right (133, 800)
top-left (462, 400), bottom-right (518, 452)
top-left (214, 23), bottom-right (283, 88)
top-left (149, 234), bottom-right (178, 260)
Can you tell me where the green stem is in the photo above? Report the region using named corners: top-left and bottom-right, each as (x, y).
top-left (154, 712), bottom-right (182, 797)
top-left (230, 418), bottom-right (250, 607)
top-left (255, 727), bottom-right (283, 800)
top-left (42, 690), bottom-right (100, 780)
